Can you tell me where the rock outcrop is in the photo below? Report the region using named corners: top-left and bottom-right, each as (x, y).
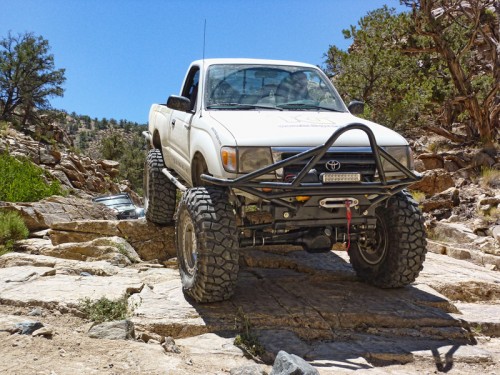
top-left (0, 127), bottom-right (140, 203)
top-left (0, 196), bottom-right (117, 231)
top-left (48, 219), bottom-right (175, 261)
top-left (409, 143), bottom-right (499, 254)
top-left (1, 246), bottom-right (500, 374)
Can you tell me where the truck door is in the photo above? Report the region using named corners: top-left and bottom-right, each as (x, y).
top-left (168, 66), bottom-right (200, 182)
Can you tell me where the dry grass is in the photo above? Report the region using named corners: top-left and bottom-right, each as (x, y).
top-left (480, 167), bottom-right (500, 189)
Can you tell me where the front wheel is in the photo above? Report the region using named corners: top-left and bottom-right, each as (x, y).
top-left (349, 191), bottom-right (427, 288)
top-left (175, 187), bottom-right (239, 302)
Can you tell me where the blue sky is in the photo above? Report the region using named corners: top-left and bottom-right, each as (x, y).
top-left (1, 1), bottom-right (407, 124)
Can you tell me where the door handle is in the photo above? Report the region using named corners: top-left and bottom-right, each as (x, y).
top-left (171, 119), bottom-right (176, 126)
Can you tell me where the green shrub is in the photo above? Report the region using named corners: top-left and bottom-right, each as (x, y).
top-left (0, 152), bottom-right (66, 202)
top-left (0, 211), bottom-right (29, 255)
top-left (79, 295), bottom-right (129, 323)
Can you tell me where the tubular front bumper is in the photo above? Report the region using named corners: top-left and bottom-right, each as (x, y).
top-left (200, 123), bottom-right (420, 213)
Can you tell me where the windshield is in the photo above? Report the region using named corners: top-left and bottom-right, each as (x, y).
top-left (205, 64), bottom-right (346, 112)
top-left (94, 197), bottom-right (134, 208)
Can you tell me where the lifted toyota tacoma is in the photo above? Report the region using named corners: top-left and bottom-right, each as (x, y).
top-left (143, 58), bottom-right (427, 303)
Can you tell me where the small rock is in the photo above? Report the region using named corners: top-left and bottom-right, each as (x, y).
top-left (32, 326), bottom-right (53, 338)
top-left (87, 320), bottom-right (135, 340)
top-left (138, 332), bottom-right (164, 343)
top-left (445, 215), bottom-right (460, 223)
top-left (27, 307), bottom-right (43, 317)
top-left (185, 359), bottom-right (193, 366)
top-left (270, 350), bottom-right (319, 375)
top-left (80, 272), bottom-right (92, 277)
top-left (485, 264), bottom-right (497, 271)
top-left (14, 322), bottom-right (44, 335)
top-left (162, 336), bottom-right (181, 354)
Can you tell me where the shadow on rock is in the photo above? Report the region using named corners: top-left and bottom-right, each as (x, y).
top-left (187, 249), bottom-right (477, 371)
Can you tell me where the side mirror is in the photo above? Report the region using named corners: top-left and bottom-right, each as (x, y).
top-left (347, 100), bottom-right (365, 115)
top-left (166, 95), bottom-right (191, 112)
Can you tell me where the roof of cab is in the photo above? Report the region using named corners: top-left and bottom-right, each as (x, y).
top-left (190, 58), bottom-right (317, 69)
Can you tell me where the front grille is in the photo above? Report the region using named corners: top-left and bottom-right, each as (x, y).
top-left (281, 152), bottom-right (376, 178)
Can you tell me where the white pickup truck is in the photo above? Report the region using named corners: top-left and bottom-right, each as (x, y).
top-left (143, 58), bottom-right (427, 303)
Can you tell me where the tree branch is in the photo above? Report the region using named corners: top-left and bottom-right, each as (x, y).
top-left (423, 124), bottom-right (468, 143)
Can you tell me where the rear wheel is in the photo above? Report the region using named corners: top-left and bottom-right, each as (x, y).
top-left (143, 149), bottom-right (176, 225)
top-left (349, 191), bottom-right (427, 288)
top-left (175, 187), bottom-right (239, 302)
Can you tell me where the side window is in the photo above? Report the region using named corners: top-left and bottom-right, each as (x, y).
top-left (181, 67), bottom-right (200, 111)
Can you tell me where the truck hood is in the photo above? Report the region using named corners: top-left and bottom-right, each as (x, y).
top-left (207, 111), bottom-right (407, 147)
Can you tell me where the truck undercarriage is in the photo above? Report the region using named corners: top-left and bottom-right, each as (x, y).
top-left (199, 123), bottom-right (421, 252)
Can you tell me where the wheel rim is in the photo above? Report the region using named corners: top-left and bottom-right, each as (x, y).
top-left (179, 211), bottom-right (197, 276)
top-left (357, 213), bottom-right (388, 265)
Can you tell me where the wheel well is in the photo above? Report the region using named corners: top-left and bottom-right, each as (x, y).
top-left (152, 130), bottom-right (161, 149)
top-left (192, 152), bottom-right (209, 186)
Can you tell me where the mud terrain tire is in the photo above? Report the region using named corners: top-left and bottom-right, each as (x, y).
top-left (349, 191), bottom-right (427, 288)
top-left (143, 149), bottom-right (176, 225)
top-left (175, 187), bottom-right (239, 302)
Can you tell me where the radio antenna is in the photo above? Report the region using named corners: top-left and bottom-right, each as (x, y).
top-left (200, 19), bottom-right (207, 118)
top-left (203, 19), bottom-right (207, 62)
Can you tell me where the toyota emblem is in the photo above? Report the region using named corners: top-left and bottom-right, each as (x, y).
top-left (325, 160), bottom-right (341, 171)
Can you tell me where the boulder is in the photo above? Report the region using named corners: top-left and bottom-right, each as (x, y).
top-left (99, 159), bottom-right (120, 170)
top-left (40, 236), bottom-right (141, 265)
top-left (443, 159), bottom-right (460, 172)
top-left (49, 219), bottom-right (175, 260)
top-left (420, 188), bottom-right (459, 216)
top-left (429, 222), bottom-right (478, 244)
top-left (87, 320), bottom-right (135, 340)
top-left (471, 150), bottom-right (496, 168)
top-left (418, 153), bottom-right (444, 170)
top-left (409, 169), bottom-right (455, 196)
top-left (0, 196), bottom-right (116, 231)
top-left (270, 351), bottom-right (319, 375)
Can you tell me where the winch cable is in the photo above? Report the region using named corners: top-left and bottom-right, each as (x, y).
top-left (345, 200), bottom-right (352, 251)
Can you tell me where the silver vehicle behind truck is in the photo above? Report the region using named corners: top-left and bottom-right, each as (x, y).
top-left (143, 58), bottom-right (427, 303)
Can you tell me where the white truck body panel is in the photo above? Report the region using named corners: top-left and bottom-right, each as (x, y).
top-left (148, 58), bottom-right (409, 183)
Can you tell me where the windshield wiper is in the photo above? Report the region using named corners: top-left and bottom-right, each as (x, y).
top-left (277, 103), bottom-right (344, 112)
top-left (206, 103), bottom-right (283, 111)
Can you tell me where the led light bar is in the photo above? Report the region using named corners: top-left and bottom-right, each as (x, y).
top-left (321, 172), bottom-right (361, 183)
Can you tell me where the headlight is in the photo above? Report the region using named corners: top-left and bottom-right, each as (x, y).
top-left (220, 147), bottom-right (273, 173)
top-left (380, 146), bottom-right (413, 175)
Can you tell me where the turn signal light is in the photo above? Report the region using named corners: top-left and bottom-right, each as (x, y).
top-left (296, 196), bottom-right (311, 202)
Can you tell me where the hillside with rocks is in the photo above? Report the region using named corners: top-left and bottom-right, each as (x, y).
top-left (0, 120), bottom-right (499, 374)
top-left (0, 124), bottom-right (142, 205)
